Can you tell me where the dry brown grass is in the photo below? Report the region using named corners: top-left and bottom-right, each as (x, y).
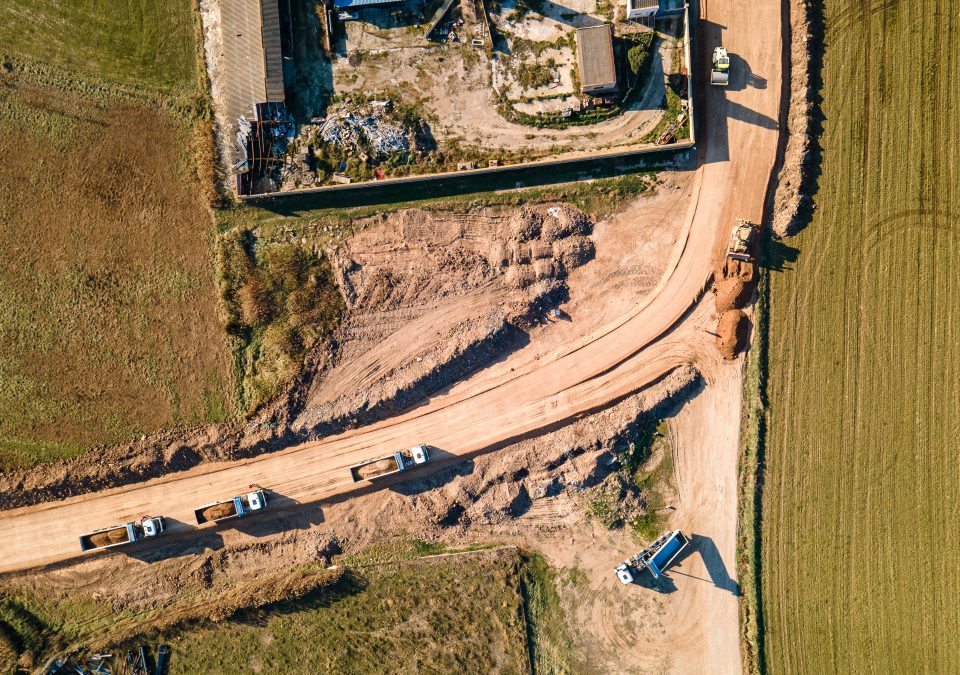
top-left (0, 76), bottom-right (235, 468)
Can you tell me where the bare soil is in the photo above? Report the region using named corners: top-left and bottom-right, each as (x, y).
top-left (0, 201), bottom-right (601, 509)
top-left (717, 309), bottom-right (749, 360)
top-left (85, 528), bottom-right (128, 549)
top-left (198, 502), bottom-right (236, 522)
top-left (1, 368), bottom-right (698, 653)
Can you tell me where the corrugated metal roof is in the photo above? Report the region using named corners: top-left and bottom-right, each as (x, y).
top-left (260, 0), bottom-right (285, 101)
top-left (575, 25), bottom-right (617, 90)
top-left (220, 0), bottom-right (285, 128)
top-left (334, 0), bottom-right (406, 8)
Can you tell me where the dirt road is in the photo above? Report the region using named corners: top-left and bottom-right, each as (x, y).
top-left (0, 20), bottom-right (781, 663)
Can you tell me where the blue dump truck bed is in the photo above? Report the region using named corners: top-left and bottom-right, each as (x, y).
top-left (646, 530), bottom-right (689, 577)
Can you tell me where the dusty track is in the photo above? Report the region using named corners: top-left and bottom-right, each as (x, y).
top-left (0, 25), bottom-right (781, 672)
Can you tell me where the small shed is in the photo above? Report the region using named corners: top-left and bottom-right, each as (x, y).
top-left (626, 0), bottom-right (658, 19)
top-left (575, 25), bottom-right (618, 95)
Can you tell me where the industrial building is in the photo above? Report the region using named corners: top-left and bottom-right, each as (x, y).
top-left (575, 25), bottom-right (618, 95)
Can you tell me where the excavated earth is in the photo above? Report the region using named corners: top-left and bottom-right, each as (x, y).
top-left (0, 198), bottom-right (672, 511)
top-left (2, 368), bottom-right (699, 658)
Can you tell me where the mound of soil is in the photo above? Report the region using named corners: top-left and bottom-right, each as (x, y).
top-left (717, 310), bottom-right (750, 359)
top-left (87, 527), bottom-right (129, 548)
top-left (354, 458), bottom-right (397, 480)
top-left (200, 502), bottom-right (236, 521)
top-left (723, 258), bottom-right (756, 282)
top-left (714, 277), bottom-right (753, 313)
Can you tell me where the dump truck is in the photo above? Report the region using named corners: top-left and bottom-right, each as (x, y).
top-left (615, 529), bottom-right (690, 584)
top-left (194, 488), bottom-right (267, 525)
top-left (726, 218), bottom-right (758, 261)
top-left (79, 516), bottom-right (165, 552)
top-left (711, 46), bottom-right (730, 86)
top-left (349, 444), bottom-right (430, 482)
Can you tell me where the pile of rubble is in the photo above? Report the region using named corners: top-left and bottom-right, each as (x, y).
top-left (312, 100), bottom-right (412, 158)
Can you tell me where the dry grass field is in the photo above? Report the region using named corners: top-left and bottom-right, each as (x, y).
top-left (761, 1), bottom-right (960, 671)
top-left (0, 1), bottom-right (235, 468)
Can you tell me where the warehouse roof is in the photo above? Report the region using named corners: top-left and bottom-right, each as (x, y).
top-left (334, 0), bottom-right (406, 8)
top-left (220, 0), bottom-right (285, 127)
top-left (575, 25), bottom-right (617, 89)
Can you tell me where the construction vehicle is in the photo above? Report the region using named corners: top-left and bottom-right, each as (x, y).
top-left (726, 218), bottom-right (758, 261)
top-left (193, 487), bottom-right (267, 525)
top-left (349, 444), bottom-right (430, 482)
top-left (710, 46), bottom-right (730, 86)
top-left (79, 516), bottom-right (165, 552)
top-left (615, 529), bottom-right (690, 584)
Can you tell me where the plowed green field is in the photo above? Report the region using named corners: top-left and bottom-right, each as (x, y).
top-left (761, 1), bottom-right (960, 671)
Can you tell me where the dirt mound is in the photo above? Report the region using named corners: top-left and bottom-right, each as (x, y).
top-left (86, 527), bottom-right (128, 548)
top-left (717, 310), bottom-right (750, 359)
top-left (200, 502), bottom-right (236, 521)
top-left (771, 0), bottom-right (823, 236)
top-left (723, 257), bottom-right (756, 282)
top-left (714, 276), bottom-right (752, 314)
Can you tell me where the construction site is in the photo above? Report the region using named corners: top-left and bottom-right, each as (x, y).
top-left (0, 0), bottom-right (790, 670)
top-left (199, 0), bottom-right (693, 194)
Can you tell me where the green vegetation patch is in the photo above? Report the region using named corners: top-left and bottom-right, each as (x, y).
top-left (0, 80), bottom-right (235, 469)
top-left (218, 234), bottom-right (344, 412)
top-left (761, 2), bottom-right (960, 671)
top-left (518, 550), bottom-right (581, 674)
top-left (0, 0), bottom-right (198, 96)
top-left (162, 550), bottom-right (533, 674)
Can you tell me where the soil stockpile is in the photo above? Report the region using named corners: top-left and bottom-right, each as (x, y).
top-left (354, 458), bottom-right (397, 480)
top-left (717, 310), bottom-right (750, 359)
top-left (86, 527), bottom-right (129, 548)
top-left (714, 277), bottom-right (752, 314)
top-left (200, 502), bottom-right (236, 522)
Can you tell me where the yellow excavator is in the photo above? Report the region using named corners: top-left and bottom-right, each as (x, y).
top-left (726, 218), bottom-right (757, 261)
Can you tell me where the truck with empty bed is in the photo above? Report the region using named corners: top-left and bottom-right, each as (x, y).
top-left (349, 444), bottom-right (430, 482)
top-left (615, 529), bottom-right (690, 584)
top-left (194, 488), bottom-right (267, 524)
top-left (79, 516), bottom-right (165, 552)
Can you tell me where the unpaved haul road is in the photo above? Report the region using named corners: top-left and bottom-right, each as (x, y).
top-left (0, 5), bottom-right (781, 638)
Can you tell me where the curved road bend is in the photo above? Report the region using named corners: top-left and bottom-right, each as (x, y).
top-left (0, 0), bottom-right (781, 577)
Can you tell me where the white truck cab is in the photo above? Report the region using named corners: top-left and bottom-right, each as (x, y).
top-left (615, 563), bottom-right (635, 585)
top-left (411, 444), bottom-right (430, 465)
top-left (247, 490), bottom-right (267, 511)
top-left (140, 516), bottom-right (165, 538)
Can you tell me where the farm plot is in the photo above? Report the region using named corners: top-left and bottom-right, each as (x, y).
top-left (0, 1), bottom-right (235, 468)
top-left (761, 1), bottom-right (960, 671)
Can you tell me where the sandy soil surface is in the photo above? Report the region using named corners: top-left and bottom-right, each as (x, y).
top-left (0, 0), bottom-right (782, 573)
top-left (0, 0), bottom-right (782, 670)
top-left (333, 32), bottom-right (673, 154)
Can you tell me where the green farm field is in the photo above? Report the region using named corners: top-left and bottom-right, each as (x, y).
top-left (761, 0), bottom-right (960, 671)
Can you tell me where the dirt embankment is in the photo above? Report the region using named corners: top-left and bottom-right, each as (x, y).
top-left (293, 204), bottom-right (594, 436)
top-left (0, 204), bottom-right (594, 511)
top-left (771, 0), bottom-right (821, 237)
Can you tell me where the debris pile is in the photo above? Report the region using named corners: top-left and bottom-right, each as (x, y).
top-left (314, 100), bottom-right (412, 158)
